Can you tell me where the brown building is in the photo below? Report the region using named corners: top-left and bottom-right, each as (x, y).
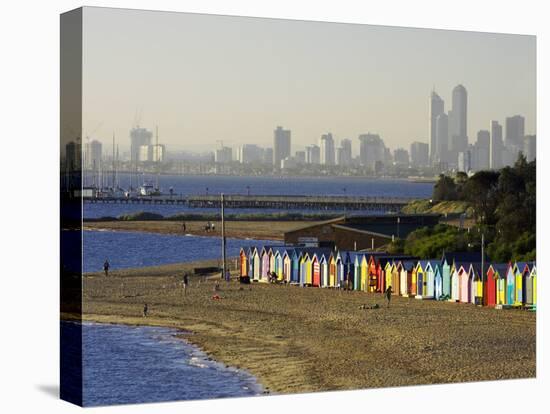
top-left (284, 214), bottom-right (440, 251)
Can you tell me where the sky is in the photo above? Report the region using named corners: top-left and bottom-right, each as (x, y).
top-left (82, 6), bottom-right (536, 155)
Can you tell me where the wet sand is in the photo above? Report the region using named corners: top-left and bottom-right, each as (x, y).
top-left (75, 262), bottom-right (536, 394)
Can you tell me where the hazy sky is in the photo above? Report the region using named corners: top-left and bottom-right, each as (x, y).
top-left (82, 7), bottom-right (536, 155)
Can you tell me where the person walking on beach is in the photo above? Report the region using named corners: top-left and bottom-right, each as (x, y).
top-left (182, 222), bottom-right (186, 232)
top-left (183, 274), bottom-right (189, 296)
top-left (103, 259), bottom-right (110, 277)
top-left (385, 286), bottom-right (393, 307)
top-left (143, 303), bottom-right (148, 317)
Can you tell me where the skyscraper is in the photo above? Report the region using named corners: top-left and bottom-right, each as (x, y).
top-left (130, 127), bottom-right (153, 164)
top-left (524, 135), bottom-right (536, 162)
top-left (338, 139), bottom-right (352, 165)
top-left (435, 113), bottom-right (449, 165)
top-left (358, 133), bottom-right (386, 170)
top-left (449, 84), bottom-right (468, 156)
top-left (273, 126), bottom-right (291, 167)
top-left (85, 139), bottom-right (102, 170)
top-left (505, 115), bottom-right (525, 150)
top-left (429, 91), bottom-right (445, 164)
top-left (410, 141), bottom-right (429, 167)
top-left (393, 148), bottom-right (409, 166)
top-left (475, 130), bottom-right (490, 171)
top-left (490, 120), bottom-right (503, 170)
top-left (320, 133), bottom-right (335, 165)
top-left (505, 115), bottom-right (525, 165)
top-left (305, 145), bottom-right (320, 164)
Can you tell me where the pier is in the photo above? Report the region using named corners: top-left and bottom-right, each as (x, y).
top-left (84, 194), bottom-right (416, 211)
top-left (186, 194), bottom-right (414, 211)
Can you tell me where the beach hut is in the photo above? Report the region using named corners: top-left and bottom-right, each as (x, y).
top-left (384, 261), bottom-right (393, 292)
top-left (495, 264), bottom-right (509, 305)
top-left (276, 249), bottom-right (285, 281)
top-left (320, 254), bottom-right (329, 287)
top-left (485, 265), bottom-right (498, 307)
top-left (239, 248), bottom-right (248, 277)
top-left (441, 259), bottom-right (452, 298)
top-left (269, 248), bottom-right (277, 279)
top-left (359, 255), bottom-right (368, 292)
top-left (399, 260), bottom-right (415, 297)
top-left (290, 250), bottom-right (300, 284)
top-left (433, 263), bottom-right (443, 300)
top-left (342, 252), bottom-right (355, 290)
top-left (367, 255), bottom-right (379, 292)
top-left (260, 247), bottom-right (270, 281)
top-left (466, 263), bottom-right (483, 305)
top-left (352, 254), bottom-right (362, 291)
top-left (424, 261), bottom-right (436, 299)
top-left (335, 252), bottom-right (345, 288)
top-left (391, 261), bottom-right (401, 295)
top-left (399, 261), bottom-right (408, 296)
top-left (329, 253), bottom-right (337, 288)
top-left (253, 248), bottom-right (261, 281)
top-left (526, 262), bottom-right (537, 305)
top-left (414, 262), bottom-right (425, 299)
top-left (310, 254), bottom-right (320, 287)
top-left (514, 262), bottom-right (529, 306)
top-left (282, 250), bottom-right (292, 283)
top-left (457, 263), bottom-right (471, 303)
top-left (450, 263), bottom-right (461, 302)
top-left (299, 253), bottom-right (309, 286)
top-left (505, 263), bottom-right (515, 305)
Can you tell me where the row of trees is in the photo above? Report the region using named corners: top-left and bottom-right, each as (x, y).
top-left (392, 154), bottom-right (535, 262)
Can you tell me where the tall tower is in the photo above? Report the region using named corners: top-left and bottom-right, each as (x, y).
top-left (449, 84), bottom-right (468, 165)
top-left (435, 113), bottom-right (449, 165)
top-left (490, 120), bottom-right (503, 170)
top-left (273, 126), bottom-right (291, 168)
top-left (429, 90), bottom-right (444, 164)
top-left (320, 133), bottom-right (335, 165)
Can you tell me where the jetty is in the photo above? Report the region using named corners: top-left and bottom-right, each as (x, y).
top-left (83, 194), bottom-right (416, 211)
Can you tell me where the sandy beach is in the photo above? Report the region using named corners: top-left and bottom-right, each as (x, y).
top-left (76, 261), bottom-right (536, 394)
top-left (83, 220), bottom-right (311, 241)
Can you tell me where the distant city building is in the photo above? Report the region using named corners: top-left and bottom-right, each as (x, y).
top-left (475, 130), bottom-right (490, 171)
top-left (358, 133), bottom-right (386, 170)
top-left (335, 147), bottom-right (344, 166)
top-left (215, 146), bottom-right (232, 163)
top-left (85, 139), bottom-right (102, 170)
top-left (263, 148), bottom-right (274, 165)
top-left (490, 120), bottom-right (504, 170)
top-left (338, 139), bottom-right (352, 166)
top-left (238, 144), bottom-right (264, 164)
top-left (505, 115), bottom-right (525, 152)
top-left (457, 148), bottom-right (472, 173)
top-left (429, 91), bottom-right (445, 163)
top-left (320, 133), bottom-right (335, 165)
top-left (449, 84), bottom-right (468, 163)
top-left (139, 144), bottom-right (165, 162)
top-left (410, 141), bottom-right (429, 167)
top-left (435, 113), bottom-right (449, 165)
top-left (305, 145), bottom-right (320, 164)
top-left (524, 134), bottom-right (536, 162)
top-left (130, 127), bottom-right (153, 164)
top-left (295, 150), bottom-right (306, 164)
top-left (273, 126), bottom-right (291, 167)
top-left (393, 148), bottom-right (409, 166)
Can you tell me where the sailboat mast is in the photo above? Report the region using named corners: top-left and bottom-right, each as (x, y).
top-left (112, 132), bottom-right (116, 189)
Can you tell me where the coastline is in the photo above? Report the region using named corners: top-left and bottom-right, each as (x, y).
top-left (82, 220), bottom-right (310, 241)
top-left (78, 261), bottom-right (536, 394)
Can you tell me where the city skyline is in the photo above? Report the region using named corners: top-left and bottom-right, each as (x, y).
top-left (81, 7), bottom-right (535, 154)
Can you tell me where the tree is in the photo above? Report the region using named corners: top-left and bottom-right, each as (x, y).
top-left (433, 174), bottom-right (457, 201)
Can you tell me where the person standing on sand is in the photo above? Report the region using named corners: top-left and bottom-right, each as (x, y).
top-left (182, 222), bottom-right (186, 232)
top-left (385, 286), bottom-right (393, 307)
top-left (103, 259), bottom-right (110, 277)
top-left (143, 303), bottom-right (148, 317)
top-left (183, 274), bottom-right (189, 296)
